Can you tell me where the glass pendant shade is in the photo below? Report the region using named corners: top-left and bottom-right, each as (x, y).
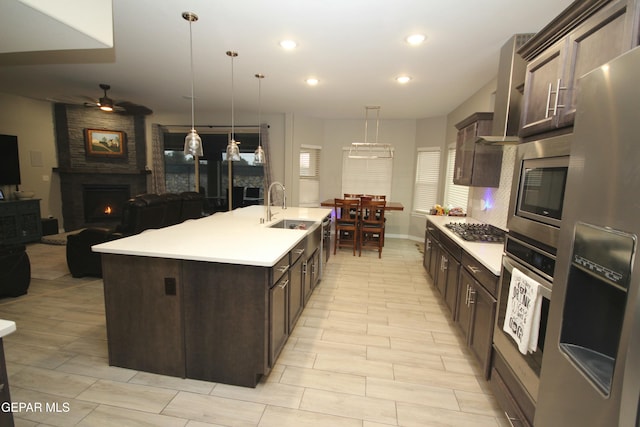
top-left (253, 145), bottom-right (265, 165)
top-left (226, 139), bottom-right (241, 161)
top-left (184, 129), bottom-right (203, 156)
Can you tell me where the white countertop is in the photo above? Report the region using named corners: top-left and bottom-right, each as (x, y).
top-left (426, 215), bottom-right (505, 275)
top-left (0, 319), bottom-right (16, 338)
top-left (93, 205), bottom-right (332, 267)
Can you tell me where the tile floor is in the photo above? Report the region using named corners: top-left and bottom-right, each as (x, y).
top-left (0, 239), bottom-right (509, 426)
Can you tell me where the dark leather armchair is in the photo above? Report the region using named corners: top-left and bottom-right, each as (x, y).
top-left (66, 192), bottom-right (205, 278)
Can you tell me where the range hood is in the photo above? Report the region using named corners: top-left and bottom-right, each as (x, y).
top-left (476, 34), bottom-right (534, 144)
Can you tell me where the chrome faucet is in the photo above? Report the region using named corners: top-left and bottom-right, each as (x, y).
top-left (266, 181), bottom-right (286, 222)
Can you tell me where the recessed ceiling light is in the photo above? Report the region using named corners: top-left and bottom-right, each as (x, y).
top-left (306, 78), bottom-right (319, 86)
top-left (396, 75), bottom-right (412, 84)
top-left (406, 34), bottom-right (426, 46)
top-left (279, 39), bottom-right (297, 49)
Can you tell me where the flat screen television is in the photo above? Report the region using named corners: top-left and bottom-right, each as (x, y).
top-left (0, 134), bottom-right (21, 185)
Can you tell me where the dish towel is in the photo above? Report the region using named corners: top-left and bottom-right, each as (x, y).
top-left (502, 267), bottom-right (543, 355)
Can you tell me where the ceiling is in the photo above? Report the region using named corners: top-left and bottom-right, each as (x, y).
top-left (0, 0), bottom-right (574, 120)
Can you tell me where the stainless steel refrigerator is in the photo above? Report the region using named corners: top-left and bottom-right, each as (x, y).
top-left (535, 46), bottom-right (640, 426)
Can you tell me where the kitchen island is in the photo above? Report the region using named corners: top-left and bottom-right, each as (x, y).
top-left (93, 205), bottom-right (332, 387)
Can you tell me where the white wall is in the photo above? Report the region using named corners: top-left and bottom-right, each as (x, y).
top-left (0, 92), bottom-right (61, 227)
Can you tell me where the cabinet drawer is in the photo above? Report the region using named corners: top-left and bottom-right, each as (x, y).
top-left (271, 254), bottom-right (290, 284)
top-left (440, 232), bottom-right (462, 261)
top-left (462, 252), bottom-right (498, 297)
top-left (291, 238), bottom-right (306, 263)
top-left (426, 220), bottom-right (441, 240)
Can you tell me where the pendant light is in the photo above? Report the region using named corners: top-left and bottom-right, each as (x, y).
top-left (226, 51), bottom-right (241, 162)
top-left (182, 12), bottom-right (203, 160)
top-left (253, 73), bottom-right (266, 165)
top-left (348, 106), bottom-right (394, 159)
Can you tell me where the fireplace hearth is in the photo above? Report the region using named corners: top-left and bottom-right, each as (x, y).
top-left (83, 185), bottom-right (130, 223)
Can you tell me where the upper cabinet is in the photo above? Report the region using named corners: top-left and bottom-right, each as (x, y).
top-left (454, 112), bottom-right (503, 188)
top-left (519, 0), bottom-right (640, 139)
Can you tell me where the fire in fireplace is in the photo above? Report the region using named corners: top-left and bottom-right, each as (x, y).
top-left (83, 185), bottom-right (130, 223)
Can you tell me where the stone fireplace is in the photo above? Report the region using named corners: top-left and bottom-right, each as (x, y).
top-left (53, 104), bottom-right (150, 231)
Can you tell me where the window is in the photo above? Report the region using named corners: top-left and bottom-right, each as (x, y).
top-left (413, 148), bottom-right (440, 213)
top-left (444, 145), bottom-right (469, 211)
top-left (299, 145), bottom-right (321, 206)
top-left (341, 148), bottom-right (393, 198)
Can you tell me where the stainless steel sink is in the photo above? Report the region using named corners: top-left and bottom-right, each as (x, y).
top-left (269, 219), bottom-right (317, 230)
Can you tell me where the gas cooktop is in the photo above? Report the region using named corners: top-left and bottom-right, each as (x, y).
top-left (445, 222), bottom-right (506, 243)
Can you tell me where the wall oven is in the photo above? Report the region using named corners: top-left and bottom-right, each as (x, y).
top-left (494, 234), bottom-right (554, 403)
top-left (507, 133), bottom-right (571, 249)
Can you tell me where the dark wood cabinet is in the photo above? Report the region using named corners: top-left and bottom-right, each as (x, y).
top-left (519, 0), bottom-right (638, 138)
top-left (0, 199), bottom-right (42, 246)
top-left (270, 269), bottom-right (289, 367)
top-left (453, 113), bottom-right (502, 188)
top-left (456, 255), bottom-right (498, 379)
top-left (468, 278), bottom-right (496, 378)
top-left (289, 255), bottom-right (304, 331)
top-left (303, 249), bottom-right (320, 304)
top-left (444, 255), bottom-right (461, 318)
top-left (456, 268), bottom-right (474, 342)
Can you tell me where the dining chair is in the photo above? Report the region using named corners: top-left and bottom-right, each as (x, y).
top-left (334, 198), bottom-right (360, 256)
top-left (358, 199), bottom-right (386, 258)
top-left (343, 194), bottom-right (362, 218)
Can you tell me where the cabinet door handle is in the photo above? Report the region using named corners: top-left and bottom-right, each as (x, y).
top-left (426, 239), bottom-right (431, 250)
top-left (442, 257), bottom-right (448, 271)
top-left (552, 78), bottom-right (567, 115)
top-left (504, 411), bottom-right (517, 427)
top-left (302, 261), bottom-right (308, 274)
top-left (469, 288), bottom-right (476, 305)
top-left (467, 265), bottom-right (481, 274)
top-left (279, 279), bottom-right (289, 289)
top-left (545, 81), bottom-right (553, 118)
top-left (278, 264), bottom-right (290, 274)
top-left (465, 284), bottom-right (471, 305)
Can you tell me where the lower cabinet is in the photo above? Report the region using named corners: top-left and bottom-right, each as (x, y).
top-left (289, 256), bottom-right (304, 331)
top-left (457, 264), bottom-right (497, 379)
top-left (424, 219), bottom-right (498, 380)
top-left (303, 249), bottom-right (320, 304)
top-left (270, 271), bottom-right (289, 366)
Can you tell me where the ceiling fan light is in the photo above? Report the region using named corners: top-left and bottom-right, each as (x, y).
top-left (98, 96), bottom-right (114, 111)
top-left (184, 129), bottom-right (203, 156)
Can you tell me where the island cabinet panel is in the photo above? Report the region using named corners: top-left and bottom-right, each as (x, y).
top-left (182, 261), bottom-right (269, 387)
top-left (270, 271), bottom-right (289, 367)
top-left (102, 254), bottom-right (185, 378)
top-left (288, 255), bottom-right (304, 331)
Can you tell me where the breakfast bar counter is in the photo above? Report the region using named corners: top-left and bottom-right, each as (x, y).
top-left (93, 205), bottom-right (332, 387)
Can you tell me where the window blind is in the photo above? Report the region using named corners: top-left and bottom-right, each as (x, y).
top-left (341, 148), bottom-right (392, 198)
top-left (413, 148), bottom-right (440, 213)
top-left (444, 146), bottom-right (469, 211)
top-left (300, 145), bottom-right (321, 206)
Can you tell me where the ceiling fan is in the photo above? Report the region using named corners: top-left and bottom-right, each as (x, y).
top-left (83, 83), bottom-right (153, 116)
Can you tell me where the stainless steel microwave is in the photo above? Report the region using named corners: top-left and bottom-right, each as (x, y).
top-left (507, 134), bottom-right (572, 250)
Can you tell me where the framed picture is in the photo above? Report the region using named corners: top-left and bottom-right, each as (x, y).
top-left (84, 129), bottom-right (127, 158)
top-left (0, 189), bottom-right (4, 200)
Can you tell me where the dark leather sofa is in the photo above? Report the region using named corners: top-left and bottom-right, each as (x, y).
top-left (67, 192), bottom-right (204, 278)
